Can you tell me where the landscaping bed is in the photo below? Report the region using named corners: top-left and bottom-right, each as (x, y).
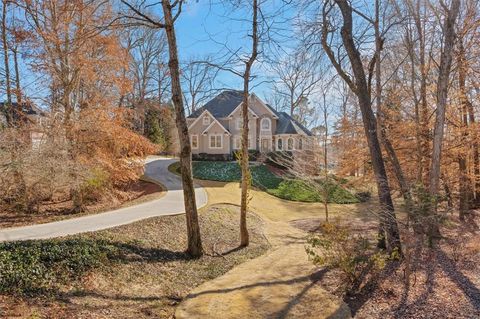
top-left (169, 161), bottom-right (359, 204)
top-left (0, 180), bottom-right (165, 229)
top-left (0, 204), bottom-right (269, 318)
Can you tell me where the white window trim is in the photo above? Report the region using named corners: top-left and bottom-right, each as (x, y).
top-left (191, 135), bottom-right (198, 149)
top-left (203, 116), bottom-right (210, 125)
top-left (287, 137), bottom-right (294, 151)
top-left (260, 117), bottom-right (271, 131)
top-left (209, 134), bottom-right (223, 149)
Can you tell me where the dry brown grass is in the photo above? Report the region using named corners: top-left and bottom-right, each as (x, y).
top-left (197, 179), bottom-right (378, 223)
top-left (0, 204), bottom-right (269, 319)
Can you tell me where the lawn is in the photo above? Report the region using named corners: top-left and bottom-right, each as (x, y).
top-left (169, 161), bottom-right (359, 204)
top-left (0, 204), bottom-right (269, 318)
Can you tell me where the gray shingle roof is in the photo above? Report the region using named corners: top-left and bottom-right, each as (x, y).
top-left (275, 112), bottom-right (313, 136)
top-left (188, 90), bottom-right (313, 136)
top-left (188, 90), bottom-right (244, 118)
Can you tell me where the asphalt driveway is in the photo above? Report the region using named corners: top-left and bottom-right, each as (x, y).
top-left (0, 157), bottom-right (207, 241)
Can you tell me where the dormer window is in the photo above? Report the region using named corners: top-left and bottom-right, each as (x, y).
top-left (203, 116), bottom-right (210, 125)
top-left (261, 118), bottom-right (271, 131)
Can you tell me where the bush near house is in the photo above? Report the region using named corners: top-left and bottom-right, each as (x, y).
top-left (170, 161), bottom-right (359, 204)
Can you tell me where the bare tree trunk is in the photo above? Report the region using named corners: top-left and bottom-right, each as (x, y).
top-left (323, 0), bottom-right (401, 253)
top-left (322, 92), bottom-right (329, 222)
top-left (162, 0), bottom-right (203, 257)
top-left (12, 46), bottom-right (21, 103)
top-left (2, 0), bottom-right (12, 124)
top-left (428, 0), bottom-right (460, 238)
top-left (239, 0), bottom-right (258, 248)
top-left (415, 1), bottom-right (430, 187)
top-left (457, 40), bottom-right (472, 219)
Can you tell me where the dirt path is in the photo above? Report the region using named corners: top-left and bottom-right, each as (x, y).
top-left (175, 181), bottom-right (351, 319)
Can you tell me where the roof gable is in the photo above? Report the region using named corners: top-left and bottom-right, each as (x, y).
top-left (202, 120), bottom-right (231, 135)
top-left (188, 109), bottom-right (230, 135)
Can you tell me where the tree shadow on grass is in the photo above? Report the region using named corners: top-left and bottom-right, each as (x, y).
top-left (274, 269), bottom-right (329, 318)
top-left (184, 270), bottom-right (325, 300)
top-left (109, 241), bottom-right (190, 263)
top-left (59, 290), bottom-right (181, 303)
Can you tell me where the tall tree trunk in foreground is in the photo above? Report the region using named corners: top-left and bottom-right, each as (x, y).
top-left (161, 0), bottom-right (203, 257)
top-left (374, 0), bottom-right (413, 223)
top-left (457, 40), bottom-right (472, 220)
top-left (323, 0), bottom-right (401, 253)
top-left (2, 0), bottom-right (12, 124)
top-left (428, 0), bottom-right (460, 237)
top-left (239, 0), bottom-right (258, 247)
top-left (12, 46), bottom-right (20, 103)
top-left (322, 92), bottom-right (329, 222)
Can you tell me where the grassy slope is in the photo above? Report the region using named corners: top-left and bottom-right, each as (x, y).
top-left (170, 161), bottom-right (359, 204)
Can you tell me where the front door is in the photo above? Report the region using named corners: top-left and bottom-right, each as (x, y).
top-left (261, 138), bottom-right (270, 152)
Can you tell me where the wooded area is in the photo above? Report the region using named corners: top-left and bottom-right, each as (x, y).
top-left (0, 0), bottom-right (479, 318)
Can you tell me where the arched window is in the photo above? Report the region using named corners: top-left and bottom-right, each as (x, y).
top-left (261, 117), bottom-right (271, 131)
top-left (287, 137), bottom-right (294, 150)
top-left (298, 138), bottom-right (303, 150)
top-left (277, 138), bottom-right (283, 150)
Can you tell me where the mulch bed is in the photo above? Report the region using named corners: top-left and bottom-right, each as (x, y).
top-left (0, 180), bottom-right (164, 228)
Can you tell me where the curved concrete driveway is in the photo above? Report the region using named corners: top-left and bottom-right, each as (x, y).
top-left (0, 157), bottom-right (207, 242)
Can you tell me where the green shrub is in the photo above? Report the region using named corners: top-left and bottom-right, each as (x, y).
top-left (268, 179), bottom-right (321, 202)
top-left (317, 180), bottom-right (360, 204)
top-left (0, 239), bottom-right (118, 295)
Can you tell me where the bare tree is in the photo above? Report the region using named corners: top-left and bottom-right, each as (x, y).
top-left (2, 0), bottom-right (12, 124)
top-left (426, 0), bottom-right (460, 241)
top-left (238, 0), bottom-right (259, 247)
top-left (121, 0), bottom-right (203, 257)
top-left (181, 56), bottom-right (219, 114)
top-left (270, 46), bottom-right (322, 124)
top-left (319, 0), bottom-right (401, 252)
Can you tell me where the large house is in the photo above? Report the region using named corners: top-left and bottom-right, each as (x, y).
top-left (186, 90), bottom-right (313, 160)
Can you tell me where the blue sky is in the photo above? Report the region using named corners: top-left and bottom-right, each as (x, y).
top-left (174, 1), bottom-right (298, 100)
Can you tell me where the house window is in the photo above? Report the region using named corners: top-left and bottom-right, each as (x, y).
top-left (298, 138), bottom-right (303, 150)
top-left (287, 137), bottom-right (294, 150)
top-left (191, 135), bottom-right (198, 149)
top-left (203, 116), bottom-right (210, 125)
top-left (209, 134), bottom-right (222, 148)
top-left (260, 118), bottom-right (271, 131)
top-left (277, 138), bottom-right (283, 150)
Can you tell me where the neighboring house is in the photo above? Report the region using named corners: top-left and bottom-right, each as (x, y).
top-left (0, 102), bottom-right (46, 147)
top-left (186, 90), bottom-right (313, 160)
